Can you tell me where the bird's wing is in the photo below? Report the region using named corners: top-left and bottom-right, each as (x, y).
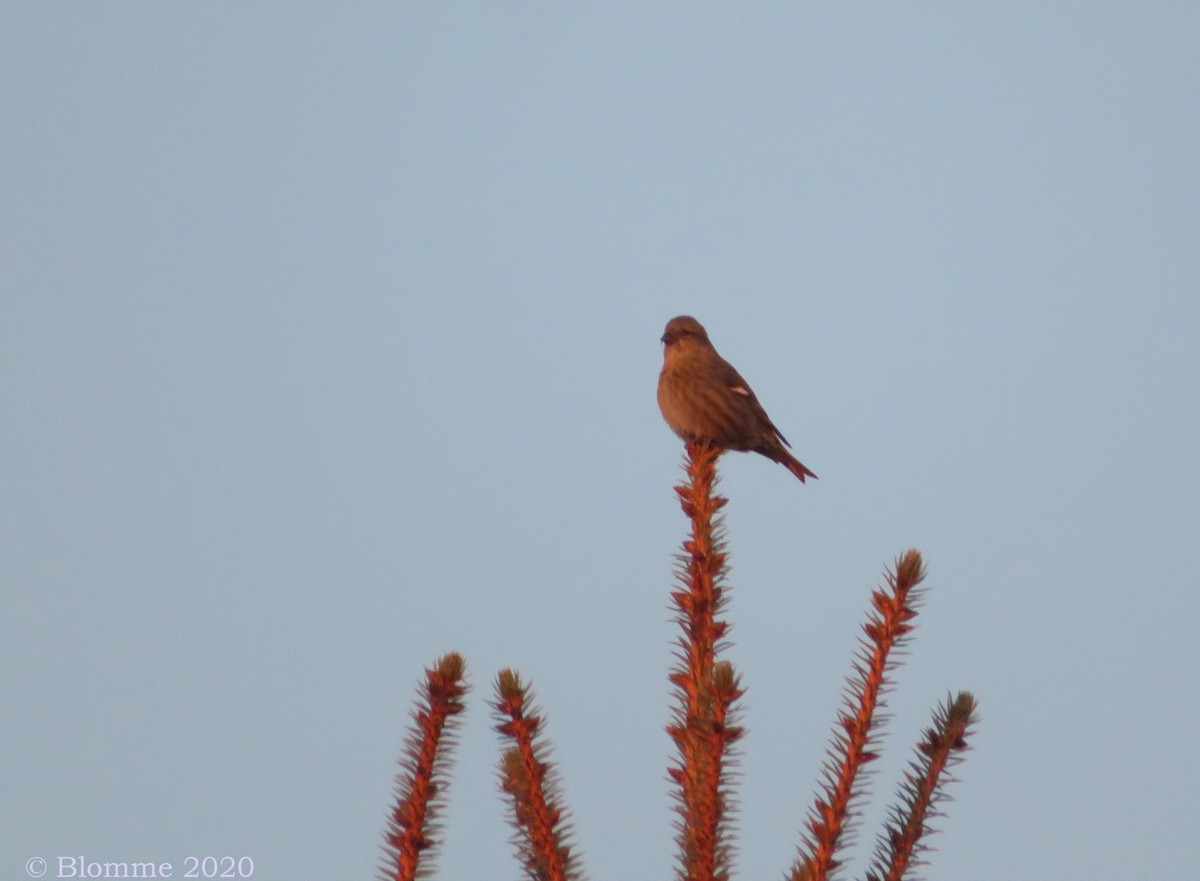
top-left (711, 356), bottom-right (792, 448)
top-left (711, 357), bottom-right (759, 401)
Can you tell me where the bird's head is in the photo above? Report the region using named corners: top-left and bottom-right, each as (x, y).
top-left (661, 315), bottom-right (711, 348)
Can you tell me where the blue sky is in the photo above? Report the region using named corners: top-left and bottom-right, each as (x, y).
top-left (3, 5), bottom-right (1198, 879)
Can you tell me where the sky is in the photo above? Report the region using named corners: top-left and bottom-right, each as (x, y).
top-left (3, 4), bottom-right (1198, 879)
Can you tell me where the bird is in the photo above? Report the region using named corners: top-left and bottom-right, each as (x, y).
top-left (657, 315), bottom-right (817, 483)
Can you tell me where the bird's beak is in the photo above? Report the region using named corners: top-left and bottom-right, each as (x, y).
top-left (660, 332), bottom-right (671, 344)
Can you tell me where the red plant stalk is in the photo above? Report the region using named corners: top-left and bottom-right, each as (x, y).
top-left (792, 550), bottom-right (926, 881)
top-left (494, 669), bottom-right (578, 881)
top-left (868, 691), bottom-right (978, 881)
top-left (381, 652), bottom-right (468, 881)
top-left (667, 440), bottom-right (744, 881)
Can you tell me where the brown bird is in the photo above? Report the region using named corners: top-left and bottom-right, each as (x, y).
top-left (657, 315), bottom-right (817, 483)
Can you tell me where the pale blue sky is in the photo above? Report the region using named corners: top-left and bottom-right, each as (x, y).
top-left (3, 4), bottom-right (1198, 879)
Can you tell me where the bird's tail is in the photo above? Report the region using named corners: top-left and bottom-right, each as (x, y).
top-left (783, 453), bottom-right (817, 483)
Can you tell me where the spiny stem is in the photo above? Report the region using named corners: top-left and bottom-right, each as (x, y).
top-left (381, 652), bottom-right (468, 881)
top-left (667, 441), bottom-right (744, 881)
top-left (494, 669), bottom-right (581, 881)
top-left (868, 691), bottom-right (978, 881)
top-left (791, 551), bottom-right (926, 881)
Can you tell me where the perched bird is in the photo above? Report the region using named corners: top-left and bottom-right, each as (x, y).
top-left (657, 315), bottom-right (817, 483)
